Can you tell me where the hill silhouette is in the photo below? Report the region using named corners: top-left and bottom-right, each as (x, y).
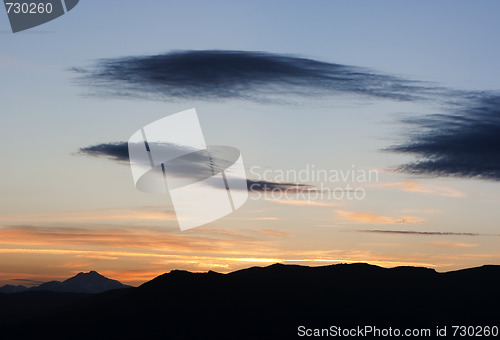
top-left (31, 270), bottom-right (131, 294)
top-left (0, 284), bottom-right (29, 293)
top-left (0, 271), bottom-right (130, 294)
top-left (1, 263), bottom-right (499, 339)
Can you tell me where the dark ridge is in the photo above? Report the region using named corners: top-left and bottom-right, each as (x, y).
top-left (0, 263), bottom-right (498, 339)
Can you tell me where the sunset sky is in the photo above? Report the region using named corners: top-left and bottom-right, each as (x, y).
top-left (1, 1), bottom-right (500, 287)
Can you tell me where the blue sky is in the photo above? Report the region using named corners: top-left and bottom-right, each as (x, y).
top-left (1, 1), bottom-right (500, 285)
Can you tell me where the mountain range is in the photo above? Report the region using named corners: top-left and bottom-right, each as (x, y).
top-left (1, 263), bottom-right (499, 339)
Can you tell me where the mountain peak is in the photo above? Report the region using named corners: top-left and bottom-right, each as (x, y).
top-left (30, 271), bottom-right (131, 294)
top-left (74, 270), bottom-right (103, 278)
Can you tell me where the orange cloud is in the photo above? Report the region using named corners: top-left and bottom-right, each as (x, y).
top-left (253, 229), bottom-right (291, 237)
top-left (427, 241), bottom-right (477, 248)
top-left (336, 210), bottom-right (425, 224)
top-left (380, 180), bottom-right (465, 198)
top-left (0, 206), bottom-right (177, 224)
top-left (0, 225), bottom-right (266, 253)
top-left (397, 209), bottom-right (442, 214)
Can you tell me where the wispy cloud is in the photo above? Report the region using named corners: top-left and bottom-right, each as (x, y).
top-left (356, 229), bottom-right (494, 236)
top-left (12, 278), bottom-right (46, 286)
top-left (72, 50), bottom-right (435, 103)
top-left (0, 206), bottom-right (176, 224)
top-left (253, 229), bottom-right (291, 237)
top-left (427, 241), bottom-right (477, 248)
top-left (396, 208), bottom-right (442, 214)
top-left (337, 210), bottom-right (425, 224)
top-left (0, 225), bottom-right (262, 253)
top-left (379, 180), bottom-right (465, 198)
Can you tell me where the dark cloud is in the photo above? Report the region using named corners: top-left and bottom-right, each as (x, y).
top-left (73, 49), bottom-right (500, 182)
top-left (79, 142), bottom-right (314, 192)
top-left (79, 142), bottom-right (129, 162)
top-left (80, 142), bottom-right (235, 184)
top-left (246, 180), bottom-right (314, 192)
top-left (357, 229), bottom-right (499, 236)
top-left (388, 93), bottom-right (500, 181)
top-left (72, 50), bottom-right (434, 103)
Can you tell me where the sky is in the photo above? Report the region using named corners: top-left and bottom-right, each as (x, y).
top-left (1, 0), bottom-right (500, 287)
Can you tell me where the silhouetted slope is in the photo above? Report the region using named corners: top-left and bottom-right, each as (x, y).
top-left (1, 263), bottom-right (499, 339)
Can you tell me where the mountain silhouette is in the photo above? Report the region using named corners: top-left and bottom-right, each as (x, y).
top-left (1, 263), bottom-right (499, 339)
top-left (31, 270), bottom-right (131, 294)
top-left (0, 271), bottom-right (130, 295)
